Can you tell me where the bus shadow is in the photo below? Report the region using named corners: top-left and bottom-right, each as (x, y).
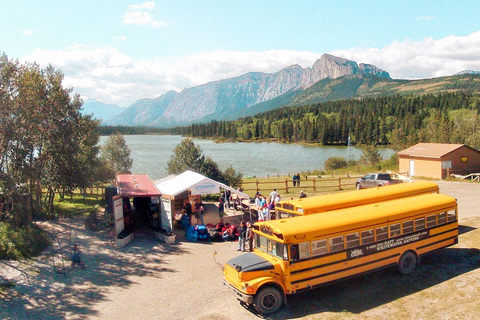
top-left (273, 247), bottom-right (480, 319)
top-left (458, 224), bottom-right (477, 235)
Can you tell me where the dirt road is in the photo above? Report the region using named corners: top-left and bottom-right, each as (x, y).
top-left (1, 180), bottom-right (480, 319)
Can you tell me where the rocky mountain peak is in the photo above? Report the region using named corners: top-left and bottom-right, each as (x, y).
top-left (308, 53), bottom-right (390, 83)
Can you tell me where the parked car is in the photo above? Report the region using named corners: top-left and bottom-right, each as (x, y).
top-left (356, 173), bottom-right (404, 190)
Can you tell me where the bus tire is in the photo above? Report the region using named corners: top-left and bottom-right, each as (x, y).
top-left (356, 183), bottom-right (361, 190)
top-left (253, 286), bottom-right (283, 315)
top-left (397, 251), bottom-right (417, 275)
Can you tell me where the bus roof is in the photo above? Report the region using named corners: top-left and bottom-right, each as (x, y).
top-left (258, 193), bottom-right (456, 243)
top-left (276, 181), bottom-right (439, 216)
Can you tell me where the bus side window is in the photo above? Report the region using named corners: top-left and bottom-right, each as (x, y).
top-left (361, 229), bottom-right (374, 245)
top-left (447, 210), bottom-right (456, 222)
top-left (346, 233), bottom-right (359, 248)
top-left (426, 214), bottom-right (436, 228)
top-left (403, 220), bottom-right (414, 234)
top-left (312, 239), bottom-right (328, 256)
top-left (329, 236), bottom-right (344, 252)
top-left (438, 212), bottom-right (446, 225)
top-left (415, 218), bottom-right (425, 231)
top-left (389, 223), bottom-right (401, 237)
top-left (375, 226), bottom-right (388, 241)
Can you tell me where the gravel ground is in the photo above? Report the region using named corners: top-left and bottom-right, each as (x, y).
top-left (1, 180), bottom-right (480, 320)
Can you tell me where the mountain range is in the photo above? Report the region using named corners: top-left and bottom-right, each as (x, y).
top-left (81, 54), bottom-right (480, 127)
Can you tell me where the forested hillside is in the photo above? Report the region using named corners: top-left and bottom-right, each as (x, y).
top-left (170, 92), bottom-right (480, 151)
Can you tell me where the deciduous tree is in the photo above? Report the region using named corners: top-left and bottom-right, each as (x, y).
top-left (0, 53), bottom-right (102, 218)
top-left (166, 138), bottom-right (205, 175)
top-left (100, 132), bottom-right (133, 178)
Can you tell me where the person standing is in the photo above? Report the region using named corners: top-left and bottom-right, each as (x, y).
top-left (295, 173), bottom-right (301, 187)
top-left (274, 193), bottom-right (281, 205)
top-left (254, 193), bottom-right (262, 212)
top-left (183, 199), bottom-right (193, 226)
top-left (226, 190), bottom-right (232, 208)
top-left (264, 204), bottom-right (271, 221)
top-left (259, 194), bottom-right (266, 208)
top-left (237, 221), bottom-right (246, 251)
top-left (194, 198), bottom-right (204, 225)
top-left (269, 189), bottom-right (278, 204)
top-left (246, 222), bottom-right (254, 252)
top-left (218, 198), bottom-right (225, 223)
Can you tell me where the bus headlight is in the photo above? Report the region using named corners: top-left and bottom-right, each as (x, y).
top-left (242, 283), bottom-right (255, 294)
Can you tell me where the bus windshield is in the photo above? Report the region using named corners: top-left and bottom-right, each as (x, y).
top-left (255, 234), bottom-right (288, 260)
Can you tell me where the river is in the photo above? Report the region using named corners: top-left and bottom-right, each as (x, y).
top-left (99, 135), bottom-right (395, 181)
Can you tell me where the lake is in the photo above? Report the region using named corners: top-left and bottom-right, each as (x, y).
top-left (99, 135), bottom-right (395, 181)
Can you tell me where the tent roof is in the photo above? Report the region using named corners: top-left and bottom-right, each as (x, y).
top-left (116, 174), bottom-right (161, 197)
top-left (155, 170), bottom-right (249, 199)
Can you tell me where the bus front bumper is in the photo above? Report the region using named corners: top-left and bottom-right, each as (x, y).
top-left (224, 280), bottom-right (254, 304)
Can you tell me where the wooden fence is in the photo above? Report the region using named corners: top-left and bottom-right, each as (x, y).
top-left (241, 175), bottom-right (363, 196)
top-left (42, 186), bottom-right (105, 200)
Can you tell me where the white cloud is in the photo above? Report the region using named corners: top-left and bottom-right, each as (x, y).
top-left (330, 31), bottom-right (480, 79)
top-left (21, 32), bottom-right (480, 107)
top-left (22, 30), bottom-right (32, 37)
top-left (123, 1), bottom-right (166, 28)
top-left (22, 47), bottom-right (320, 107)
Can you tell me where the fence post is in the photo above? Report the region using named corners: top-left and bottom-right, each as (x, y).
top-left (285, 179), bottom-right (289, 193)
top-left (313, 178), bottom-right (316, 192)
top-left (338, 177), bottom-right (342, 190)
top-left (256, 179), bottom-right (259, 194)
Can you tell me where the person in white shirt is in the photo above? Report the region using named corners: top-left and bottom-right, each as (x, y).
top-left (269, 189), bottom-right (278, 204)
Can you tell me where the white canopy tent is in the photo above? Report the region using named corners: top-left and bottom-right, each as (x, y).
top-left (155, 170), bottom-right (249, 231)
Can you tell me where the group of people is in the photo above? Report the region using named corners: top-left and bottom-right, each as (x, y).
top-left (182, 198), bottom-right (205, 226)
top-left (183, 188), bottom-right (311, 253)
top-left (206, 222), bottom-right (253, 251)
top-left (236, 221), bottom-right (254, 252)
top-left (253, 189), bottom-right (281, 221)
top-left (292, 173), bottom-right (301, 187)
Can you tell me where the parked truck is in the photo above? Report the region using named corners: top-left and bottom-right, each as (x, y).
top-left (355, 173), bottom-right (405, 190)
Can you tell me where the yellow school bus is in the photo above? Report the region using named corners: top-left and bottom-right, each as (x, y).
top-left (276, 181), bottom-right (439, 219)
top-left (223, 193), bottom-right (458, 314)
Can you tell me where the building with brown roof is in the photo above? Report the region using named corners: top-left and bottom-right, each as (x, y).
top-left (398, 143), bottom-right (480, 179)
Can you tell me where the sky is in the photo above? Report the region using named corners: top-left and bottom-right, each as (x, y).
top-left (2, 0), bottom-right (480, 107)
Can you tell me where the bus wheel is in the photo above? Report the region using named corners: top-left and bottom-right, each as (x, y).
top-left (356, 183), bottom-right (361, 190)
top-left (253, 286), bottom-right (283, 315)
top-left (397, 251), bottom-right (417, 275)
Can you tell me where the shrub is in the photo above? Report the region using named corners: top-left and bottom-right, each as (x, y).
top-left (0, 222), bottom-right (51, 260)
top-left (325, 157), bottom-right (348, 170)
